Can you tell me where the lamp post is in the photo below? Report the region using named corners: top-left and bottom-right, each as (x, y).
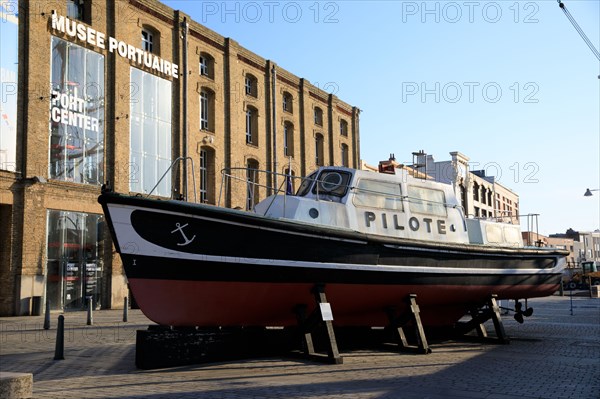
top-left (584, 188), bottom-right (600, 196)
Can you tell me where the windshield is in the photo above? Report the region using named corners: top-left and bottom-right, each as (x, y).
top-left (296, 172), bottom-right (318, 196)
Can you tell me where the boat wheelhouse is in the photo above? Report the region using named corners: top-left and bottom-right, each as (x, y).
top-left (254, 166), bottom-right (523, 248)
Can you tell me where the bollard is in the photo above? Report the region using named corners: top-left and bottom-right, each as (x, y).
top-left (54, 315), bottom-right (65, 360)
top-left (87, 297), bottom-right (93, 326)
top-left (43, 300), bottom-right (51, 330)
top-left (123, 296), bottom-right (129, 322)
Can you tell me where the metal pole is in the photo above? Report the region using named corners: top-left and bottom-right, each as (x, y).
top-left (87, 297), bottom-right (93, 326)
top-left (182, 18), bottom-right (189, 201)
top-left (569, 288), bottom-right (573, 316)
top-left (272, 65), bottom-right (278, 191)
top-left (54, 315), bottom-right (65, 360)
top-left (43, 300), bottom-right (51, 330)
top-left (123, 296), bottom-right (129, 323)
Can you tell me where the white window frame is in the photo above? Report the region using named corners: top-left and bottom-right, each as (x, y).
top-left (200, 91), bottom-right (209, 130)
top-left (246, 109), bottom-right (253, 144)
top-left (200, 149), bottom-right (208, 203)
top-left (142, 29), bottom-right (153, 53)
top-left (245, 76), bottom-right (254, 96)
top-left (200, 56), bottom-right (208, 76)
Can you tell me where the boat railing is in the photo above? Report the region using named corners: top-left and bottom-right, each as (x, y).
top-left (219, 167), bottom-right (304, 210)
top-left (147, 157), bottom-right (197, 202)
top-left (219, 167), bottom-right (467, 218)
top-left (466, 211), bottom-right (518, 225)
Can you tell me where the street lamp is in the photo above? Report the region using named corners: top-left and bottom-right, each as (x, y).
top-left (584, 188), bottom-right (599, 197)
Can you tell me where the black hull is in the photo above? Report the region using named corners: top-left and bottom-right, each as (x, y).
top-left (98, 193), bottom-right (566, 327)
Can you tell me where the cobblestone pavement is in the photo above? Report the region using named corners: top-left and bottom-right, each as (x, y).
top-left (1, 294), bottom-right (598, 399)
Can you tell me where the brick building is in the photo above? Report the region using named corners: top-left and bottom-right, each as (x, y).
top-left (0, 0), bottom-right (360, 315)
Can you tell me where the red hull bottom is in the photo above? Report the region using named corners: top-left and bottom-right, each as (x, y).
top-left (129, 279), bottom-right (559, 327)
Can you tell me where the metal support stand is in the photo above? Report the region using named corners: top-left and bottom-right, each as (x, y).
top-left (456, 294), bottom-right (509, 344)
top-left (293, 284), bottom-right (343, 364)
top-left (385, 294), bottom-right (432, 354)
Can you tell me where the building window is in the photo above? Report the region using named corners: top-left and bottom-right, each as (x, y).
top-left (473, 182), bottom-right (479, 201)
top-left (283, 92), bottom-right (293, 113)
top-left (245, 74), bottom-right (257, 97)
top-left (284, 122), bottom-right (294, 157)
top-left (246, 159), bottom-right (259, 210)
top-left (1, 4), bottom-right (18, 171)
top-left (341, 143), bottom-right (349, 167)
top-left (246, 106), bottom-right (258, 145)
top-left (246, 109), bottom-right (253, 144)
top-left (340, 119), bottom-right (348, 137)
top-left (200, 91), bottom-right (208, 130)
top-left (199, 53), bottom-right (214, 79)
top-left (46, 210), bottom-right (105, 310)
top-left (315, 133), bottom-right (324, 166)
top-left (199, 56), bottom-right (208, 76)
top-left (50, 37), bottom-right (105, 185)
top-left (130, 67), bottom-right (172, 197)
top-left (481, 187), bottom-right (487, 205)
top-left (67, 0), bottom-right (85, 21)
top-left (314, 107), bottom-right (323, 126)
top-left (199, 147), bottom-right (215, 204)
top-left (199, 88), bottom-right (215, 132)
top-left (142, 29), bottom-right (154, 53)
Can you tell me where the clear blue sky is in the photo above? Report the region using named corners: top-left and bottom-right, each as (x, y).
top-left (167, 0), bottom-right (600, 235)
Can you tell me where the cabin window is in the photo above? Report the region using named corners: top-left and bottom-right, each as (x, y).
top-left (407, 186), bottom-right (447, 216)
top-left (312, 170), bottom-right (351, 197)
top-left (353, 179), bottom-right (403, 211)
top-left (296, 171), bottom-right (318, 197)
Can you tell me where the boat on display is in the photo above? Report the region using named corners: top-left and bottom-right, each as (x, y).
top-left (98, 165), bottom-right (567, 329)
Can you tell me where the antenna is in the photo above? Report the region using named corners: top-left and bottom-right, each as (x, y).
top-left (557, 1), bottom-right (600, 62)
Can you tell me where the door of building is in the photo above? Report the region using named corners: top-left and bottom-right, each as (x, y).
top-left (46, 211), bottom-right (105, 310)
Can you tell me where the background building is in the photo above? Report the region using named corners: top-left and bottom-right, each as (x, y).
top-left (417, 151), bottom-right (519, 224)
top-left (0, 0), bottom-right (360, 315)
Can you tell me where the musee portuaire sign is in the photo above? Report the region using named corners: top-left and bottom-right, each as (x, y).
top-left (50, 12), bottom-right (180, 79)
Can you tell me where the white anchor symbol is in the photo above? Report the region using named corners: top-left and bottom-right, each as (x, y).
top-left (171, 222), bottom-right (196, 246)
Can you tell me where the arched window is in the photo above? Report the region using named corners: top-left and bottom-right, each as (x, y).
top-left (283, 92), bottom-right (293, 113)
top-left (340, 119), bottom-right (348, 137)
top-left (341, 143), bottom-right (349, 167)
top-left (245, 74), bottom-right (258, 98)
top-left (199, 52), bottom-right (215, 79)
top-left (314, 107), bottom-right (323, 126)
top-left (246, 106), bottom-right (258, 145)
top-left (284, 122), bottom-right (294, 157)
top-left (315, 133), bottom-right (324, 166)
top-left (246, 158), bottom-right (259, 210)
top-left (473, 182), bottom-right (480, 201)
top-left (200, 88), bottom-right (215, 131)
